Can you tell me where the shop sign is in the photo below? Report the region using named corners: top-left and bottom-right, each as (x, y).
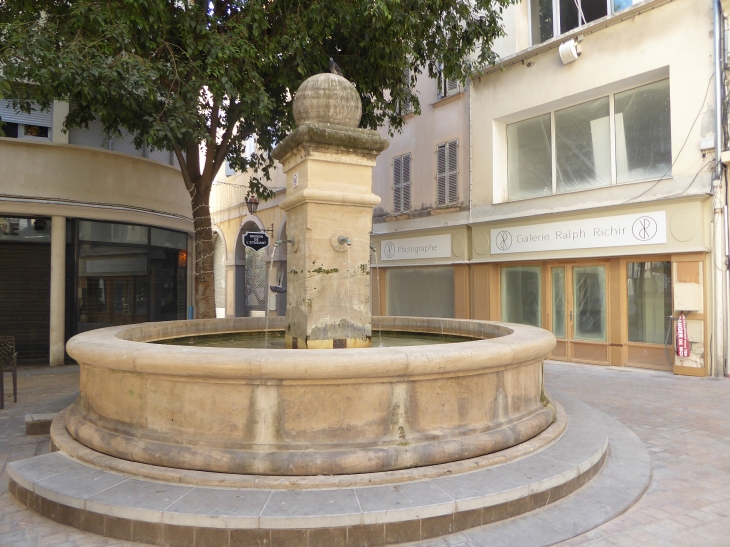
top-left (243, 232), bottom-right (270, 251)
top-left (380, 234), bottom-right (452, 261)
top-left (491, 211), bottom-right (666, 255)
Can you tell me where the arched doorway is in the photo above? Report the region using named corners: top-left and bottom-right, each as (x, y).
top-left (235, 220), bottom-right (268, 317)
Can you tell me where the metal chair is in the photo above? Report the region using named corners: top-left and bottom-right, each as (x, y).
top-left (0, 336), bottom-right (18, 410)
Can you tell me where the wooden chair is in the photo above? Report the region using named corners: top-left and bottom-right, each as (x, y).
top-left (0, 336), bottom-right (18, 410)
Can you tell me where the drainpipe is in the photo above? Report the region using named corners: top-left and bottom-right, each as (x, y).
top-left (712, 0), bottom-right (727, 377)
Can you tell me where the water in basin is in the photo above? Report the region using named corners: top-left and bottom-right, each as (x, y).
top-left (153, 331), bottom-right (476, 349)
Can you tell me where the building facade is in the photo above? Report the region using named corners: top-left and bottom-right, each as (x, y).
top-left (370, 0), bottom-right (727, 376)
top-left (0, 101), bottom-right (193, 365)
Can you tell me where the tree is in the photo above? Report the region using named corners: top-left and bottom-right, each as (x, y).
top-left (0, 0), bottom-right (511, 318)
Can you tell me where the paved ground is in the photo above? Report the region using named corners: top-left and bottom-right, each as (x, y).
top-left (1, 362), bottom-right (729, 547)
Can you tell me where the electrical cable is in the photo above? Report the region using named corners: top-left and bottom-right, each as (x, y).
top-left (623, 73), bottom-right (715, 204)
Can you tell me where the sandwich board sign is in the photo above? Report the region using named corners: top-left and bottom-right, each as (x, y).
top-left (243, 232), bottom-right (269, 251)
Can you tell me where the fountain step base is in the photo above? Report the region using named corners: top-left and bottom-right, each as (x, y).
top-left (6, 394), bottom-right (649, 547)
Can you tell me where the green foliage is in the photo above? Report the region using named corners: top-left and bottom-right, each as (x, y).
top-left (0, 0), bottom-right (512, 198)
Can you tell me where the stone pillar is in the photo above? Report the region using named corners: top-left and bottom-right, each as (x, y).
top-left (49, 215), bottom-right (66, 365)
top-left (272, 73), bottom-right (388, 349)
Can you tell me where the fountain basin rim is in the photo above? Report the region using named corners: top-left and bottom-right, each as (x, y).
top-left (66, 316), bottom-right (556, 380)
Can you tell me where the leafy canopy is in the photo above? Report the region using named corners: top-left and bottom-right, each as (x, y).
top-left (0, 0), bottom-right (511, 197)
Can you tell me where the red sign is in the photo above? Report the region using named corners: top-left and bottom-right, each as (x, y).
top-left (676, 313), bottom-right (690, 357)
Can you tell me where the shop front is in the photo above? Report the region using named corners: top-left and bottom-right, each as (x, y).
top-left (373, 198), bottom-right (710, 376)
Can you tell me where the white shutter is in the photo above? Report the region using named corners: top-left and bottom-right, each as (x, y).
top-left (110, 129), bottom-right (144, 157)
top-left (147, 147), bottom-right (172, 165)
top-left (213, 235), bottom-right (227, 317)
top-left (445, 79), bottom-right (460, 97)
top-left (0, 100), bottom-right (53, 127)
top-left (437, 144), bottom-right (447, 205)
top-left (447, 140), bottom-right (458, 204)
top-left (402, 153), bottom-right (411, 212)
top-left (393, 155), bottom-right (403, 213)
top-left (68, 119), bottom-right (108, 148)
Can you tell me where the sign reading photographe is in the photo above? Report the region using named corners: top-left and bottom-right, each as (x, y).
top-left (243, 232), bottom-right (270, 251)
top-left (491, 211), bottom-right (666, 255)
top-left (380, 234), bottom-right (452, 261)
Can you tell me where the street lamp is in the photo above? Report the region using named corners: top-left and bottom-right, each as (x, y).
top-left (246, 195), bottom-right (259, 214)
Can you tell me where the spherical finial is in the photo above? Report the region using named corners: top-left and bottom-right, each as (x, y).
top-left (293, 73), bottom-right (362, 128)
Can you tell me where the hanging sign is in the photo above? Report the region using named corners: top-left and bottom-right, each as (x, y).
top-left (243, 232), bottom-right (270, 251)
top-left (676, 313), bottom-right (690, 357)
top-left (491, 211), bottom-right (666, 255)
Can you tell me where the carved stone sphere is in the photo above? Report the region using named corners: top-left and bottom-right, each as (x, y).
top-left (293, 73), bottom-right (362, 128)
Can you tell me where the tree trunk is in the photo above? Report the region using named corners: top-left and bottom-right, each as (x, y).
top-left (191, 183), bottom-right (216, 319)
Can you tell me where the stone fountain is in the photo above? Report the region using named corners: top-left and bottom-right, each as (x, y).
top-left (4, 74), bottom-right (639, 547)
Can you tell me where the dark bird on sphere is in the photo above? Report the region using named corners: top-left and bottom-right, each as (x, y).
top-left (329, 57), bottom-right (344, 77)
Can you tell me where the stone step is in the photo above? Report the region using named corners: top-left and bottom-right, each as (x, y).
top-left (6, 395), bottom-right (629, 547)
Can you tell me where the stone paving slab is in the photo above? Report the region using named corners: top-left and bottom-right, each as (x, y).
top-left (6, 392), bottom-right (609, 546)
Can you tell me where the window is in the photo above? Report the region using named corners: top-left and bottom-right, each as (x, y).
top-left (615, 80), bottom-right (672, 184)
top-left (387, 267), bottom-right (455, 318)
top-left (627, 262), bottom-right (672, 345)
top-left (393, 153), bottom-right (412, 214)
top-left (507, 113), bottom-right (552, 200)
top-left (438, 67), bottom-right (460, 99)
top-left (531, 0), bottom-right (612, 45)
top-left (437, 140), bottom-right (458, 206)
top-left (0, 122), bottom-right (19, 138)
top-left (501, 266), bottom-right (542, 327)
top-left (23, 124), bottom-right (49, 138)
top-left (506, 79), bottom-right (671, 201)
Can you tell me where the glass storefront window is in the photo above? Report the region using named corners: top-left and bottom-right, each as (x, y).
top-left (387, 267), bottom-right (455, 318)
top-left (79, 220), bottom-right (148, 245)
top-left (0, 217), bottom-right (51, 242)
top-left (76, 220), bottom-right (188, 331)
top-left (627, 262), bottom-right (671, 344)
top-left (507, 114), bottom-right (552, 200)
top-left (551, 267), bottom-right (566, 338)
top-left (573, 266), bottom-right (607, 341)
top-left (555, 97), bottom-right (611, 192)
top-left (501, 266), bottom-right (542, 327)
top-left (151, 227), bottom-right (188, 249)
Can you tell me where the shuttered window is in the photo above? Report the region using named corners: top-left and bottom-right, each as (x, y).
top-left (437, 140), bottom-right (458, 206)
top-left (393, 153), bottom-right (412, 214)
top-left (439, 78), bottom-right (460, 99)
top-left (0, 100), bottom-right (53, 127)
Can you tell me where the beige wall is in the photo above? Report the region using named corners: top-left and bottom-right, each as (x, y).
top-left (471, 0), bottom-right (713, 215)
top-left (372, 72), bottom-right (471, 218)
top-left (0, 138), bottom-right (192, 232)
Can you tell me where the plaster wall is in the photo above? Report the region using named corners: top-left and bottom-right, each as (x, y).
top-left (0, 138), bottom-right (192, 232)
top-left (472, 0), bottom-right (714, 214)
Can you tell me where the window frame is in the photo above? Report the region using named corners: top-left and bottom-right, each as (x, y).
top-left (529, 0), bottom-right (615, 47)
top-left (505, 77), bottom-right (671, 202)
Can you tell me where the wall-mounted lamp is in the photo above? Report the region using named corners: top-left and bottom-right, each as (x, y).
top-left (559, 37), bottom-right (582, 65)
top-left (246, 195), bottom-right (259, 214)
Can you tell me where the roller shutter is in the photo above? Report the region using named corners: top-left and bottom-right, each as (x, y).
top-left (0, 100), bottom-right (53, 127)
top-left (0, 243), bottom-right (51, 364)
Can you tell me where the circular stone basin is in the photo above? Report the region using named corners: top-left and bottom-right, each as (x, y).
top-left (65, 316), bottom-right (556, 476)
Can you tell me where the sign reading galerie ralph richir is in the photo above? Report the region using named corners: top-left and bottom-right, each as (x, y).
top-left (491, 211), bottom-right (667, 255)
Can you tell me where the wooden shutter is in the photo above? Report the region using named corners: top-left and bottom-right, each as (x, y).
top-left (402, 153), bottom-right (411, 211)
top-left (447, 140), bottom-right (458, 204)
top-left (393, 155), bottom-right (403, 213)
top-left (445, 79), bottom-right (460, 97)
top-left (437, 144), bottom-right (447, 205)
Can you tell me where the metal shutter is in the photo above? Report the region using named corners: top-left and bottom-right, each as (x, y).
top-left (68, 119), bottom-right (108, 148)
top-left (110, 129), bottom-right (144, 157)
top-left (147, 147), bottom-right (172, 165)
top-left (0, 100), bottom-right (53, 127)
top-left (0, 243), bottom-right (51, 364)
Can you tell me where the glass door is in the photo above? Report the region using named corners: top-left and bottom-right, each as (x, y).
top-left (548, 263), bottom-right (609, 364)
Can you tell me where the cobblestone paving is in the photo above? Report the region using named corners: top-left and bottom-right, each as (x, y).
top-left (1, 362), bottom-right (729, 547)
